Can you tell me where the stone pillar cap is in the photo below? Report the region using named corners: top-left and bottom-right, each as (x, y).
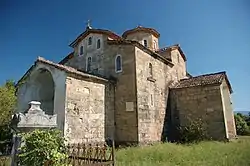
top-left (29, 101), bottom-right (41, 105)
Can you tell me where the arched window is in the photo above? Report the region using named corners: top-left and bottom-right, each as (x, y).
top-left (97, 39), bottom-right (101, 49)
top-left (88, 37), bottom-right (92, 45)
top-left (149, 63), bottom-right (153, 77)
top-left (115, 55), bottom-right (122, 73)
top-left (80, 46), bottom-right (83, 55)
top-left (143, 40), bottom-right (148, 47)
top-left (86, 56), bottom-right (92, 72)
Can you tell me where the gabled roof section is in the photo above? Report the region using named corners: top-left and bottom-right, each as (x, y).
top-left (156, 44), bottom-right (187, 62)
top-left (16, 57), bottom-right (115, 88)
top-left (69, 28), bottom-right (121, 47)
top-left (107, 39), bottom-right (174, 67)
top-left (173, 71), bottom-right (233, 93)
top-left (59, 52), bottom-right (74, 65)
top-left (122, 26), bottom-right (160, 38)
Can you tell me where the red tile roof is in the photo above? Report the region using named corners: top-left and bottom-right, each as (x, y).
top-left (173, 71), bottom-right (233, 93)
top-left (122, 26), bottom-right (160, 38)
top-left (156, 44), bottom-right (187, 62)
top-left (69, 28), bottom-right (121, 47)
top-left (107, 39), bottom-right (174, 67)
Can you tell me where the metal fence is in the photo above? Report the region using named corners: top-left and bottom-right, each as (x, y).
top-left (44, 140), bottom-right (115, 166)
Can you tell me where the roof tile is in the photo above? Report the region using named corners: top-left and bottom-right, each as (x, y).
top-left (173, 71), bottom-right (233, 93)
top-left (122, 26), bottom-right (160, 38)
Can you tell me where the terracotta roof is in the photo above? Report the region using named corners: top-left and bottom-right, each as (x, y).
top-left (122, 26), bottom-right (160, 38)
top-left (173, 71), bottom-right (233, 93)
top-left (107, 39), bottom-right (174, 67)
top-left (69, 28), bottom-right (121, 47)
top-left (16, 57), bottom-right (115, 88)
top-left (59, 52), bottom-right (74, 65)
top-left (156, 44), bottom-right (187, 62)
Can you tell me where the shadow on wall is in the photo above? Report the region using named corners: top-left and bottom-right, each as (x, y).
top-left (104, 82), bottom-right (115, 146)
top-left (161, 87), bottom-right (180, 143)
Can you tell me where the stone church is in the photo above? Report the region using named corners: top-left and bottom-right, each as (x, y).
top-left (15, 24), bottom-right (237, 144)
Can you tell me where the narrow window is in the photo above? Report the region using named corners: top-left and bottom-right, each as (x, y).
top-left (176, 70), bottom-right (179, 80)
top-left (115, 55), bottom-right (122, 73)
top-left (86, 56), bottom-right (92, 72)
top-left (150, 94), bottom-right (154, 106)
top-left (97, 39), bottom-right (101, 49)
top-left (80, 46), bottom-right (83, 55)
top-left (149, 63), bottom-right (153, 77)
top-left (153, 40), bottom-right (157, 50)
top-left (143, 40), bottom-right (148, 47)
top-left (177, 53), bottom-right (180, 63)
top-left (88, 37), bottom-right (92, 45)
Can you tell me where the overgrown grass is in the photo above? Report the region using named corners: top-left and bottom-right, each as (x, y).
top-left (0, 156), bottom-right (11, 166)
top-left (116, 137), bottom-right (250, 166)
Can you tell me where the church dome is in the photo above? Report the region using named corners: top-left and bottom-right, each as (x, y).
top-left (122, 26), bottom-right (160, 38)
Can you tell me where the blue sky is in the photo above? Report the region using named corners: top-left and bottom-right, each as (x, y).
top-left (1, 0), bottom-right (249, 112)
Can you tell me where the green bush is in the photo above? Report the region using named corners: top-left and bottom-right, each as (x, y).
top-left (18, 129), bottom-right (68, 166)
top-left (178, 118), bottom-right (208, 143)
top-left (234, 114), bottom-right (250, 136)
top-left (0, 80), bottom-right (17, 126)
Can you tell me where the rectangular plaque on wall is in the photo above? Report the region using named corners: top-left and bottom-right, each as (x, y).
top-left (126, 102), bottom-right (134, 112)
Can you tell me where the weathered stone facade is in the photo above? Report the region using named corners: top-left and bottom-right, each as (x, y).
top-left (134, 47), bottom-right (186, 143)
top-left (16, 25), bottom-right (237, 144)
top-left (64, 76), bottom-right (115, 143)
top-left (220, 80), bottom-right (237, 139)
top-left (170, 85), bottom-right (227, 140)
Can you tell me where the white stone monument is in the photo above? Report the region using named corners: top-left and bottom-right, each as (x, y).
top-left (16, 101), bottom-right (57, 129)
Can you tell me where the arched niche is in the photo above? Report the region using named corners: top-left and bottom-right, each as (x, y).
top-left (29, 68), bottom-right (55, 115)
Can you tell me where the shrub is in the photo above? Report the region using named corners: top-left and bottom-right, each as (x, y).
top-left (178, 118), bottom-right (208, 143)
top-left (18, 129), bottom-right (68, 166)
top-left (0, 80), bottom-right (17, 126)
top-left (234, 114), bottom-right (250, 136)
top-left (0, 125), bottom-right (13, 155)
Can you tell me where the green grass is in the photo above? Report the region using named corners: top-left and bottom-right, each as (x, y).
top-left (116, 137), bottom-right (250, 166)
top-left (0, 156), bottom-right (11, 166)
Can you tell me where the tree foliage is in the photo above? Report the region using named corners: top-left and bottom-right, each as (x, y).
top-left (234, 113), bottom-right (250, 135)
top-left (19, 129), bottom-right (68, 166)
top-left (0, 80), bottom-right (17, 126)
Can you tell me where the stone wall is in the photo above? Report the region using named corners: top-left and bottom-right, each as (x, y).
top-left (65, 34), bottom-right (119, 77)
top-left (106, 44), bottom-right (138, 144)
top-left (64, 76), bottom-right (115, 143)
top-left (65, 34), bottom-right (139, 144)
top-left (66, 34), bottom-right (105, 73)
top-left (170, 85), bottom-right (227, 141)
top-left (220, 79), bottom-right (236, 139)
top-left (134, 47), bottom-right (186, 143)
